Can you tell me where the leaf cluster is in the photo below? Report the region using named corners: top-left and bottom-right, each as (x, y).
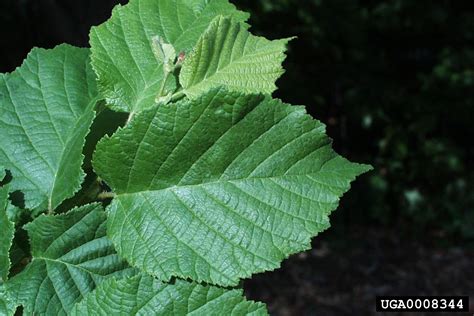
top-left (0, 0), bottom-right (370, 314)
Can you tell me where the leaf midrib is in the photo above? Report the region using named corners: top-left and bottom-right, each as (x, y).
top-left (48, 96), bottom-right (98, 212)
top-left (34, 256), bottom-right (110, 278)
top-left (115, 160), bottom-right (350, 198)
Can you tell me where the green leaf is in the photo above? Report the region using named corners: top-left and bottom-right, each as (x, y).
top-left (0, 185), bottom-right (14, 282)
top-left (180, 16), bottom-right (292, 99)
top-left (0, 286), bottom-right (17, 316)
top-left (71, 274), bottom-right (267, 316)
top-left (0, 45), bottom-right (98, 212)
top-left (89, 0), bottom-right (249, 114)
top-left (94, 88), bottom-right (371, 286)
top-left (6, 203), bottom-right (135, 315)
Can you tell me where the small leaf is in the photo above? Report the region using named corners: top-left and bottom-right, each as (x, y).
top-left (180, 16), bottom-right (293, 98)
top-left (6, 203), bottom-right (135, 315)
top-left (89, 0), bottom-right (249, 113)
top-left (0, 45), bottom-right (98, 212)
top-left (0, 185), bottom-right (14, 282)
top-left (94, 88), bottom-right (371, 286)
top-left (71, 274), bottom-right (268, 316)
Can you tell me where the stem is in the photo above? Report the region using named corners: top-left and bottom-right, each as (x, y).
top-left (97, 192), bottom-right (116, 200)
top-left (126, 111), bottom-right (135, 124)
top-left (170, 90), bottom-right (186, 103)
top-left (82, 177), bottom-right (104, 202)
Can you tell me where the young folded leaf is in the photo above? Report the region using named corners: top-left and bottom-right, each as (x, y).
top-left (6, 204), bottom-right (135, 315)
top-left (90, 0), bottom-right (249, 114)
top-left (0, 45), bottom-right (98, 212)
top-left (71, 274), bottom-right (268, 315)
top-left (152, 36), bottom-right (177, 72)
top-left (180, 16), bottom-right (293, 98)
top-left (93, 88), bottom-right (371, 286)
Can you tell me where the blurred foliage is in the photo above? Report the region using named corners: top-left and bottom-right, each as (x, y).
top-left (236, 0), bottom-right (474, 240)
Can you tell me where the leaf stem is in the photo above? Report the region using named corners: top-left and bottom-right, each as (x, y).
top-left (126, 112), bottom-right (135, 124)
top-left (170, 90), bottom-right (186, 103)
top-left (97, 192), bottom-right (116, 200)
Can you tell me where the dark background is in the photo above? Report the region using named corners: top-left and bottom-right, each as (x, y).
top-left (1, 0), bottom-right (473, 315)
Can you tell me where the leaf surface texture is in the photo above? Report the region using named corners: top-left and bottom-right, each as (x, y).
top-left (94, 88), bottom-right (371, 286)
top-left (0, 45), bottom-right (98, 212)
top-left (0, 286), bottom-right (17, 316)
top-left (180, 16), bottom-right (291, 98)
top-left (6, 204), bottom-right (135, 315)
top-left (71, 274), bottom-right (267, 315)
top-left (0, 185), bottom-right (14, 282)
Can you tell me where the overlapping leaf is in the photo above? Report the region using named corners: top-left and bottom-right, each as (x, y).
top-left (0, 185), bottom-right (14, 282)
top-left (90, 0), bottom-right (249, 113)
top-left (94, 88), bottom-right (371, 286)
top-left (6, 204), bottom-right (135, 315)
top-left (0, 45), bottom-right (98, 212)
top-left (180, 16), bottom-right (292, 98)
top-left (71, 274), bottom-right (267, 315)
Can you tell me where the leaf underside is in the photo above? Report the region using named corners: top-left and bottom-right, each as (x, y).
top-left (6, 204), bottom-right (135, 315)
top-left (71, 274), bottom-right (268, 316)
top-left (180, 16), bottom-right (292, 98)
top-left (0, 44), bottom-right (98, 212)
top-left (93, 87), bottom-right (371, 286)
top-left (90, 0), bottom-right (249, 113)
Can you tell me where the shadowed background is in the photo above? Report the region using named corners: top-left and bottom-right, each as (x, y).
top-left (1, 0), bottom-right (473, 314)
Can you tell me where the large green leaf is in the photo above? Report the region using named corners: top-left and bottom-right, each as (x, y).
top-left (6, 203), bottom-right (135, 315)
top-left (71, 274), bottom-right (267, 315)
top-left (0, 45), bottom-right (98, 212)
top-left (94, 88), bottom-right (371, 286)
top-left (180, 16), bottom-right (292, 99)
top-left (90, 0), bottom-right (249, 114)
top-left (0, 185), bottom-right (14, 282)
